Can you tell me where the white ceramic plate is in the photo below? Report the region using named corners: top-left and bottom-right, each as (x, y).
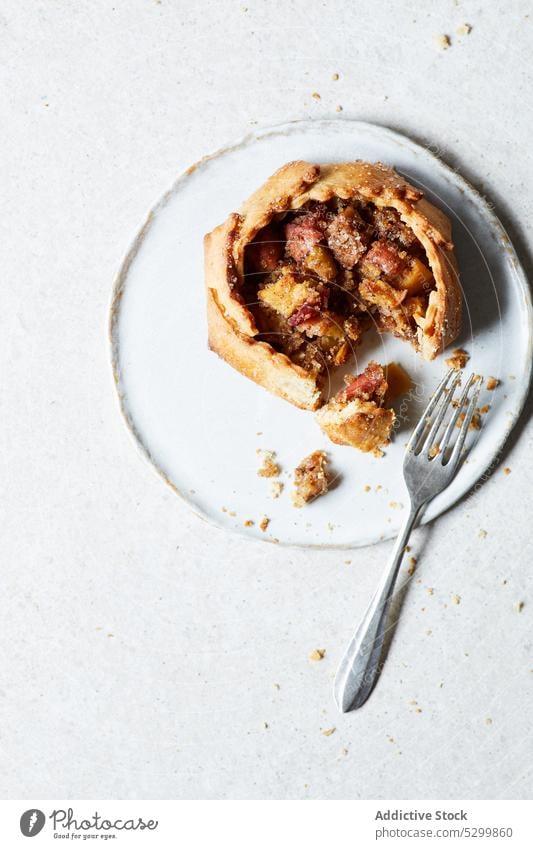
top-left (110, 120), bottom-right (532, 548)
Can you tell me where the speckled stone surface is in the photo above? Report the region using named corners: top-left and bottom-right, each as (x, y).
top-left (1, 0), bottom-right (532, 800)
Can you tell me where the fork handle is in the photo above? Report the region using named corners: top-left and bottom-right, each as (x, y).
top-left (334, 503), bottom-right (422, 712)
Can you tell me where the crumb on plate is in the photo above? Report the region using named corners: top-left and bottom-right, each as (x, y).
top-left (270, 480), bottom-right (284, 499)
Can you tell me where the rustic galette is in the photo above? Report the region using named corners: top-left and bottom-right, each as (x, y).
top-left (204, 160), bottom-right (461, 451)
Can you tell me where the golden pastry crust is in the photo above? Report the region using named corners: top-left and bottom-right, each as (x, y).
top-left (205, 160), bottom-right (461, 410)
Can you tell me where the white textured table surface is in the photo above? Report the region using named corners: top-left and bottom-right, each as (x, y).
top-left (2, 1), bottom-right (533, 800)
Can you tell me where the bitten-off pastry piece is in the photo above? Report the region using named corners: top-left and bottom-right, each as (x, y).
top-left (205, 160), bottom-right (461, 411)
top-left (315, 362), bottom-right (395, 454)
top-left (292, 450), bottom-right (330, 507)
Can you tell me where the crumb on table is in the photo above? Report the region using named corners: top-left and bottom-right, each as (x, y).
top-left (486, 376), bottom-right (500, 390)
top-left (504, 467), bottom-right (511, 475)
top-left (321, 727), bottom-right (336, 736)
top-left (457, 23), bottom-right (472, 36)
top-left (270, 480), bottom-right (284, 499)
top-left (243, 519), bottom-right (254, 528)
top-left (259, 516), bottom-right (270, 532)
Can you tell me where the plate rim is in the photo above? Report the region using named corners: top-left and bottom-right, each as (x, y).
top-left (108, 118), bottom-right (533, 550)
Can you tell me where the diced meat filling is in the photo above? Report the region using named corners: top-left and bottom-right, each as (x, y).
top-left (292, 450), bottom-right (329, 507)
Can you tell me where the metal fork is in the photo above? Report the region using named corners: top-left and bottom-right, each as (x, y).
top-left (334, 368), bottom-right (482, 713)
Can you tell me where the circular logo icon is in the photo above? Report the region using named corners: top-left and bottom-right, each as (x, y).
top-left (20, 809), bottom-right (45, 837)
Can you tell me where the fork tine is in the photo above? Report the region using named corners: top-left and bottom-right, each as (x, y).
top-left (439, 373), bottom-right (480, 457)
top-left (420, 371), bottom-right (462, 455)
top-left (405, 368), bottom-right (456, 455)
top-left (443, 380), bottom-right (482, 471)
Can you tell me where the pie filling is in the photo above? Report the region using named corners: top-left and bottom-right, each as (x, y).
top-left (243, 198), bottom-right (435, 380)
top-left (315, 362), bottom-right (396, 454)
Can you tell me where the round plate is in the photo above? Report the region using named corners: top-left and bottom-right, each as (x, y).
top-left (109, 120), bottom-right (532, 548)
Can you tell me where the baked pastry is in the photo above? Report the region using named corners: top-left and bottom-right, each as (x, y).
top-left (315, 362), bottom-right (395, 454)
top-left (205, 160), bottom-right (461, 411)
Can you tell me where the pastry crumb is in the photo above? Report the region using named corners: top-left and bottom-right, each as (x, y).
top-left (228, 510), bottom-right (236, 517)
top-left (389, 501), bottom-right (404, 510)
top-left (309, 648), bottom-right (326, 662)
top-left (516, 600), bottom-right (525, 613)
top-left (456, 411), bottom-right (481, 430)
top-left (243, 519), bottom-right (254, 528)
top-left (344, 559), bottom-right (351, 565)
top-left (435, 33), bottom-right (451, 50)
top-left (485, 717), bottom-right (493, 726)
top-left (479, 404), bottom-right (490, 414)
top-left (270, 480), bottom-right (284, 499)
top-left (321, 727), bottom-right (336, 736)
top-left (257, 450), bottom-right (281, 478)
top-left (311, 91), bottom-right (321, 100)
top-left (385, 362), bottom-right (413, 400)
top-left (335, 104), bottom-right (343, 112)
top-left (292, 450), bottom-right (330, 507)
top-left (407, 556), bottom-right (417, 576)
top-left (486, 377), bottom-right (500, 390)
top-left (332, 72), bottom-right (339, 80)
top-left (478, 528), bottom-right (488, 539)
top-left (259, 516), bottom-right (270, 532)
top-left (364, 484), bottom-right (371, 492)
top-left (429, 443), bottom-right (440, 459)
top-left (456, 23), bottom-right (472, 36)
top-left (446, 348), bottom-right (469, 369)
top-left (452, 594), bottom-right (461, 605)
top-left (504, 466), bottom-right (511, 475)
top-left (426, 587), bottom-right (434, 595)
